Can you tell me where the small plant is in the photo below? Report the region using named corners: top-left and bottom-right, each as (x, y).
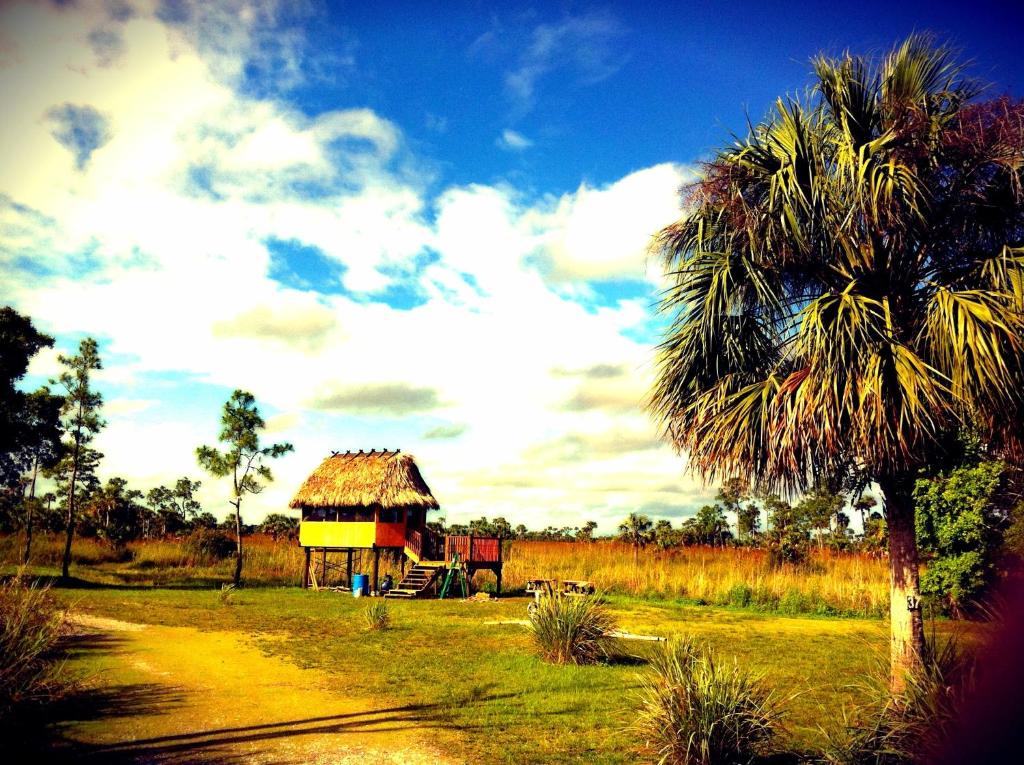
top-left (219, 583), bottom-right (236, 605)
top-left (363, 600), bottom-right (391, 631)
top-left (0, 573), bottom-right (69, 720)
top-left (633, 638), bottom-right (784, 765)
top-left (528, 593), bottom-right (615, 665)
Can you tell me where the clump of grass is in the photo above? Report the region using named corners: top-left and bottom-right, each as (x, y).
top-left (819, 635), bottom-right (970, 764)
top-left (0, 573), bottom-right (69, 720)
top-left (528, 593), bottom-right (616, 665)
top-left (363, 600), bottom-right (391, 631)
top-left (633, 637), bottom-right (785, 765)
top-left (219, 583), bottom-right (236, 606)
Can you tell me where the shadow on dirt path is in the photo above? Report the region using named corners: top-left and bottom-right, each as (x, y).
top-left (23, 614), bottom-right (465, 764)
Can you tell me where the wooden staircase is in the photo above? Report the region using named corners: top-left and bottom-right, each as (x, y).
top-left (384, 562), bottom-right (444, 599)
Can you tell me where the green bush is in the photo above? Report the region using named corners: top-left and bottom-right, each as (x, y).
top-left (528, 593), bottom-right (615, 665)
top-left (634, 638), bottom-right (784, 764)
top-left (779, 588), bottom-right (810, 615)
top-left (914, 460), bottom-right (1004, 616)
top-left (0, 575), bottom-right (68, 720)
top-left (363, 601), bottom-right (391, 631)
top-left (183, 528), bottom-right (235, 563)
top-left (725, 584), bottom-right (753, 608)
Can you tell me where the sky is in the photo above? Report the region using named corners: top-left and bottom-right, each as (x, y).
top-left (2, 0), bottom-right (1022, 532)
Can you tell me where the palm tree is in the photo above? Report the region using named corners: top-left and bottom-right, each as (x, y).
top-left (853, 493), bottom-right (878, 538)
top-left (650, 36), bottom-right (1024, 691)
top-left (617, 513), bottom-right (653, 562)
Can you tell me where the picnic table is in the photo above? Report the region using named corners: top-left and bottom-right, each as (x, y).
top-left (525, 578), bottom-right (556, 614)
top-left (561, 580), bottom-right (596, 596)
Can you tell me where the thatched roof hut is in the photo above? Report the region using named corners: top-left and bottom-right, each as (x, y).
top-left (289, 450), bottom-right (439, 511)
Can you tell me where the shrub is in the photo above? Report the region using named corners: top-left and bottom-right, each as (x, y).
top-left (634, 638), bottom-right (784, 765)
top-left (915, 461), bottom-right (1005, 616)
top-left (725, 584), bottom-right (753, 608)
top-left (0, 574), bottom-right (68, 720)
top-left (183, 528), bottom-right (235, 563)
top-left (767, 535), bottom-right (809, 569)
top-left (363, 601), bottom-right (391, 631)
top-left (819, 634), bottom-right (970, 764)
top-left (528, 593), bottom-right (615, 665)
top-left (779, 588), bottom-right (810, 615)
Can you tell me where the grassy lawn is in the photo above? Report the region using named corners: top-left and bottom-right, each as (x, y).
top-left (49, 578), bottom-right (902, 764)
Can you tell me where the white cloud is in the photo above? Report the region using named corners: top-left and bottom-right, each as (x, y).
top-left (496, 128), bottom-right (533, 151)
top-left (499, 11), bottom-right (629, 112)
top-left (104, 398), bottom-right (159, 418)
top-left (537, 163), bottom-right (692, 283)
top-left (0, 0), bottom-right (712, 531)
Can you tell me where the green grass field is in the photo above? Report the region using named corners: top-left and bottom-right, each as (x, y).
top-left (50, 579), bottom-right (909, 764)
top-left (1, 536), bottom-right (966, 762)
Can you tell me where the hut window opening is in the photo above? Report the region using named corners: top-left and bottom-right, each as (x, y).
top-left (379, 508), bottom-right (401, 524)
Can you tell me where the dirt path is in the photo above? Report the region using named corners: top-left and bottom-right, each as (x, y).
top-left (59, 614), bottom-right (458, 765)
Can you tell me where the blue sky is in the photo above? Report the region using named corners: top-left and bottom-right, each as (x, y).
top-left (1, 0), bottom-right (1022, 531)
top-left (274, 0), bottom-right (1024, 191)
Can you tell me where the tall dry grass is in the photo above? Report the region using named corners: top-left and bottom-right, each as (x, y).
top-left (2, 534), bottom-right (890, 615)
top-left (503, 541), bottom-right (890, 617)
top-left (1, 532), bottom-right (407, 587)
top-left (0, 573), bottom-right (69, 720)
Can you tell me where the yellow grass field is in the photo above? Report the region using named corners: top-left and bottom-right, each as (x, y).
top-left (503, 540), bottom-right (890, 616)
top-left (2, 533), bottom-right (890, 616)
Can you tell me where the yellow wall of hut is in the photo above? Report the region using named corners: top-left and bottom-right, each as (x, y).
top-left (298, 521), bottom-right (376, 548)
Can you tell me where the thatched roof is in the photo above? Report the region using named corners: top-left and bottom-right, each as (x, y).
top-left (289, 450), bottom-right (440, 510)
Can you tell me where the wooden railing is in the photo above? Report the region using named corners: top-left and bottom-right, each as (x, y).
top-left (406, 527), bottom-right (445, 560)
top-left (405, 527), bottom-right (423, 560)
top-left (444, 535), bottom-right (502, 564)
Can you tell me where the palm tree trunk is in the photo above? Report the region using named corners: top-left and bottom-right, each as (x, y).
top-left (878, 475), bottom-right (925, 694)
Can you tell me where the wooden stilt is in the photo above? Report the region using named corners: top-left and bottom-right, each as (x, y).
top-left (372, 546), bottom-right (381, 595)
top-left (303, 547), bottom-right (311, 589)
top-left (346, 549), bottom-right (353, 588)
top-left (496, 567), bottom-right (502, 597)
top-left (320, 547), bottom-right (327, 587)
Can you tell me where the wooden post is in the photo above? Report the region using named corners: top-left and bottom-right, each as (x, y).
top-left (401, 554), bottom-right (407, 576)
top-left (372, 546), bottom-right (381, 595)
top-left (468, 533), bottom-right (474, 563)
top-left (303, 547), bottom-right (311, 589)
top-left (346, 549), bottom-right (353, 588)
top-left (321, 547), bottom-right (327, 588)
top-left (497, 536), bottom-right (503, 597)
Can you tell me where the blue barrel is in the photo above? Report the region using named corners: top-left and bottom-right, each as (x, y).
top-left (352, 573), bottom-right (369, 597)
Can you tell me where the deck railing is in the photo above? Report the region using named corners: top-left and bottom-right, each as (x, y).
top-left (444, 534), bottom-right (502, 564)
top-left (405, 527), bottom-right (423, 559)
